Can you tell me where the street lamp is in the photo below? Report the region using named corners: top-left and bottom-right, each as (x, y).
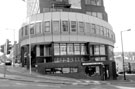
top-left (121, 29), bottom-right (131, 80)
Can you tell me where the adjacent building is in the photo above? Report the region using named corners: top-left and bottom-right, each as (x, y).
top-left (19, 0), bottom-right (116, 80)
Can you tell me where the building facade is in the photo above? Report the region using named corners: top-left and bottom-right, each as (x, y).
top-left (19, 0), bottom-right (117, 80)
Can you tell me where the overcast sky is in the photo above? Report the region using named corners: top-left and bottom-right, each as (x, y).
top-left (0, 0), bottom-right (135, 52)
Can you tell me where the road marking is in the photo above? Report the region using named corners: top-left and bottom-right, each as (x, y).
top-left (15, 83), bottom-right (27, 86)
top-left (115, 86), bottom-right (135, 89)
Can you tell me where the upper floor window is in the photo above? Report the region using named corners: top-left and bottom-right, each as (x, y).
top-left (43, 21), bottom-right (50, 32)
top-left (79, 22), bottom-right (85, 32)
top-left (91, 24), bottom-right (96, 34)
top-left (62, 21), bottom-right (69, 32)
top-left (71, 21), bottom-right (77, 32)
top-left (52, 21), bottom-right (60, 32)
top-left (85, 0), bottom-right (102, 6)
top-left (35, 22), bottom-right (41, 34)
top-left (30, 24), bottom-right (34, 34)
top-left (25, 25), bottom-right (28, 35)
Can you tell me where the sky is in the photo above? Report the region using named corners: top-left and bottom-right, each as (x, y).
top-left (0, 0), bottom-right (135, 52)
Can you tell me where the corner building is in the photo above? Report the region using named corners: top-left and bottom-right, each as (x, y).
top-left (19, 0), bottom-right (117, 80)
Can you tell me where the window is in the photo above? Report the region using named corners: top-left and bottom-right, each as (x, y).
top-left (92, 12), bottom-right (97, 17)
top-left (79, 22), bottom-right (85, 32)
top-left (25, 25), bottom-right (28, 35)
top-left (52, 21), bottom-right (60, 32)
top-left (21, 27), bottom-right (24, 37)
top-left (89, 46), bottom-right (93, 56)
top-left (94, 45), bottom-right (100, 55)
top-left (86, 12), bottom-right (92, 16)
top-left (70, 68), bottom-right (78, 73)
top-left (54, 44), bottom-right (60, 55)
top-left (85, 0), bottom-right (91, 4)
top-left (91, 0), bottom-right (96, 5)
top-left (97, 12), bottom-right (102, 19)
top-left (91, 24), bottom-right (96, 34)
top-left (30, 24), bottom-right (34, 34)
top-left (86, 23), bottom-right (91, 33)
top-left (62, 21), bottom-right (69, 32)
top-left (100, 26), bottom-right (104, 35)
top-left (45, 21), bottom-right (50, 32)
top-left (60, 44), bottom-right (66, 55)
top-left (74, 44), bottom-right (80, 55)
top-left (81, 44), bottom-right (86, 55)
top-left (71, 21), bottom-right (77, 32)
top-left (40, 45), bottom-right (44, 56)
top-left (62, 68), bottom-right (70, 73)
top-left (103, 27), bottom-right (107, 36)
top-left (95, 25), bottom-right (100, 34)
top-left (35, 22), bottom-right (41, 34)
top-left (108, 46), bottom-right (114, 60)
top-left (96, 0), bottom-right (102, 6)
top-left (100, 45), bottom-right (105, 55)
top-left (67, 44), bottom-right (73, 55)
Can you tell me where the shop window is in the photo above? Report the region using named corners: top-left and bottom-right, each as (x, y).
top-left (100, 45), bottom-right (105, 55)
top-left (71, 21), bottom-right (77, 32)
top-left (52, 21), bottom-right (60, 32)
top-left (94, 45), bottom-right (100, 55)
top-left (35, 22), bottom-right (41, 34)
top-left (67, 44), bottom-right (73, 55)
top-left (40, 45), bottom-right (44, 56)
top-left (54, 68), bottom-right (62, 74)
top-left (70, 68), bottom-right (78, 73)
top-left (60, 44), bottom-right (66, 55)
top-left (62, 68), bottom-right (70, 73)
top-left (54, 44), bottom-right (60, 55)
top-left (30, 24), bottom-right (35, 34)
top-left (74, 44), bottom-right (80, 55)
top-left (62, 21), bottom-right (69, 32)
top-left (81, 44), bottom-right (86, 55)
top-left (25, 25), bottom-right (28, 35)
top-left (79, 22), bottom-right (85, 32)
top-left (101, 57), bottom-right (106, 61)
top-left (95, 57), bottom-right (101, 61)
top-left (90, 46), bottom-right (93, 56)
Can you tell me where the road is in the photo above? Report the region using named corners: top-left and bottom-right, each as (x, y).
top-left (0, 78), bottom-right (129, 89)
top-left (0, 65), bottom-right (134, 89)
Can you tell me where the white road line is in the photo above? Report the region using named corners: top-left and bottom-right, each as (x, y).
top-left (15, 83), bottom-right (28, 86)
top-left (115, 86), bottom-right (135, 89)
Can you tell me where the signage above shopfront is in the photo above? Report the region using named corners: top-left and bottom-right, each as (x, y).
top-left (82, 62), bottom-right (104, 66)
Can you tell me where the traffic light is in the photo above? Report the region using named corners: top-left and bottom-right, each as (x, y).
top-left (0, 44), bottom-right (5, 53)
top-left (6, 39), bottom-right (12, 54)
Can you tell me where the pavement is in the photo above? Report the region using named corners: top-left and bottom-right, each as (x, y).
top-left (0, 65), bottom-right (135, 87)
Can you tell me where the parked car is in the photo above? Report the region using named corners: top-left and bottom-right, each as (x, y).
top-left (5, 61), bottom-right (12, 66)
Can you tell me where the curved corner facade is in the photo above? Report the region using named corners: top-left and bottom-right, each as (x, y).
top-left (19, 0), bottom-right (117, 80)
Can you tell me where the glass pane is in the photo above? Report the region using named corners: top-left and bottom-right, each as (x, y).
top-left (100, 45), bottom-right (105, 55)
top-left (35, 22), bottom-right (41, 34)
top-left (45, 21), bottom-right (50, 32)
top-left (97, 0), bottom-right (102, 6)
top-left (97, 12), bottom-right (102, 19)
top-left (62, 68), bottom-right (70, 73)
top-left (94, 45), bottom-right (100, 55)
top-left (74, 44), bottom-right (80, 55)
top-left (67, 44), bottom-right (73, 55)
top-left (79, 22), bottom-right (84, 32)
top-left (108, 46), bottom-right (114, 60)
top-left (96, 25), bottom-right (100, 35)
top-left (54, 44), bottom-right (60, 55)
top-left (91, 0), bottom-right (96, 5)
top-left (86, 23), bottom-right (91, 33)
top-left (30, 24), bottom-right (34, 34)
top-left (60, 44), bottom-right (66, 55)
top-left (92, 12), bottom-right (97, 17)
top-left (70, 68), bottom-right (78, 73)
top-left (71, 21), bottom-right (77, 32)
top-left (81, 44), bottom-right (86, 55)
top-left (53, 21), bottom-right (59, 32)
top-left (62, 21), bottom-right (69, 32)
top-left (92, 24), bottom-right (96, 34)
top-left (25, 25), bottom-right (28, 35)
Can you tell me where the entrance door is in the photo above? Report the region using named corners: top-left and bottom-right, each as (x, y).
top-left (85, 65), bottom-right (101, 77)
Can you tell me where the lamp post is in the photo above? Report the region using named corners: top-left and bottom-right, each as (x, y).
top-left (120, 29), bottom-right (131, 80)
